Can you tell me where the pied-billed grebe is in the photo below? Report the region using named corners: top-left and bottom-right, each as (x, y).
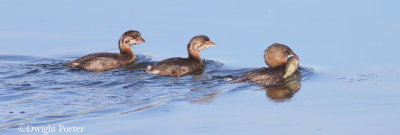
top-left (68, 30), bottom-right (145, 72)
top-left (238, 43), bottom-right (299, 86)
top-left (146, 35), bottom-right (215, 77)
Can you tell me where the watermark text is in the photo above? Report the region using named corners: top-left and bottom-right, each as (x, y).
top-left (18, 124), bottom-right (84, 135)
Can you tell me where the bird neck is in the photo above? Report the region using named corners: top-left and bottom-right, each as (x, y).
top-left (188, 49), bottom-right (202, 63)
top-left (118, 38), bottom-right (135, 62)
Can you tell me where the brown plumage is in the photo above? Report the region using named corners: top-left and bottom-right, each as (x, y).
top-left (264, 43), bottom-right (296, 67)
top-left (68, 30), bottom-right (145, 72)
top-left (146, 35), bottom-right (215, 77)
top-left (238, 43), bottom-right (299, 86)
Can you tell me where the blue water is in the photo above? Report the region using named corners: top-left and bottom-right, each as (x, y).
top-left (1, 0), bottom-right (400, 135)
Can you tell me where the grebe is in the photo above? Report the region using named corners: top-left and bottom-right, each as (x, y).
top-left (68, 30), bottom-right (145, 72)
top-left (238, 43), bottom-right (299, 86)
top-left (146, 35), bottom-right (215, 77)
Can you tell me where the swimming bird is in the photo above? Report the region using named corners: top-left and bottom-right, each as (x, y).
top-left (238, 43), bottom-right (299, 86)
top-left (68, 30), bottom-right (145, 72)
top-left (146, 35), bottom-right (215, 77)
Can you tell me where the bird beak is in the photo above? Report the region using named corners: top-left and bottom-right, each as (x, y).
top-left (138, 37), bottom-right (145, 43)
top-left (208, 41), bottom-right (215, 46)
top-left (291, 55), bottom-right (299, 61)
top-left (288, 54), bottom-right (299, 61)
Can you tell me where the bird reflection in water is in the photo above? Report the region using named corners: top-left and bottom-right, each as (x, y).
top-left (264, 70), bottom-right (301, 102)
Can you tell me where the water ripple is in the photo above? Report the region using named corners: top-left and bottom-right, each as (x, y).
top-left (0, 55), bottom-right (314, 130)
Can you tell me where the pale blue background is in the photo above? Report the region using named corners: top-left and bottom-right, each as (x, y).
top-left (1, 0), bottom-right (400, 134)
top-left (1, 0), bottom-right (399, 70)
